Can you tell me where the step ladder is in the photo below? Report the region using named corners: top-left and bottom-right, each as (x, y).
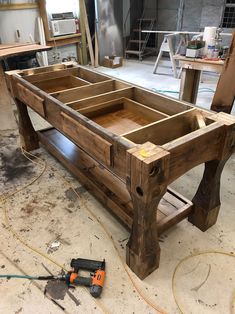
top-left (125, 18), bottom-right (156, 61)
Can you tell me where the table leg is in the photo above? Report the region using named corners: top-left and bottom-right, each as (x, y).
top-left (15, 98), bottom-right (39, 151)
top-left (189, 112), bottom-right (235, 230)
top-left (126, 144), bottom-right (169, 279)
top-left (126, 192), bottom-right (163, 279)
top-left (188, 158), bottom-right (229, 231)
top-left (179, 68), bottom-right (201, 104)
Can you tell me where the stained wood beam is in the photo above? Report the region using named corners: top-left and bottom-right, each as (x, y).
top-left (0, 3), bottom-right (38, 10)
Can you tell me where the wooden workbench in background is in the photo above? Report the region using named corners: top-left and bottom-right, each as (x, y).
top-left (174, 55), bottom-right (224, 104)
top-left (0, 43), bottom-right (51, 59)
top-left (0, 43), bottom-right (52, 129)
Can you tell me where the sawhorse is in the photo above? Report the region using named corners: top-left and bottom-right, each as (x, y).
top-left (153, 33), bottom-right (190, 78)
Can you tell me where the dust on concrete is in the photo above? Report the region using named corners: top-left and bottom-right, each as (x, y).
top-left (65, 188), bottom-right (78, 202)
top-left (0, 142), bottom-right (35, 183)
top-left (21, 203), bottom-right (34, 215)
top-left (0, 146), bottom-right (34, 182)
top-left (65, 186), bottom-right (87, 201)
top-left (197, 299), bottom-right (217, 308)
top-left (45, 280), bottom-right (68, 300)
top-left (20, 198), bottom-right (52, 217)
top-left (76, 186), bottom-right (87, 195)
top-left (45, 280), bottom-right (81, 306)
top-left (15, 307), bottom-right (23, 314)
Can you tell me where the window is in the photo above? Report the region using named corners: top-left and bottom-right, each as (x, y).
top-left (222, 0), bottom-right (235, 28)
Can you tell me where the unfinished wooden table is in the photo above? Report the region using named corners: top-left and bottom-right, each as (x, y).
top-left (174, 55), bottom-right (224, 104)
top-left (6, 62), bottom-right (235, 279)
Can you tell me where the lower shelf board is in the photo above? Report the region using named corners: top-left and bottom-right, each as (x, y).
top-left (38, 128), bottom-right (193, 235)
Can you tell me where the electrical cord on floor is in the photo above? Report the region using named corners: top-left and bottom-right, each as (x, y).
top-left (30, 150), bottom-right (235, 314)
top-left (172, 251), bottom-right (235, 314)
top-left (0, 148), bottom-right (109, 314)
top-left (21, 148), bottom-right (167, 314)
top-left (0, 274), bottom-right (39, 280)
top-left (152, 87), bottom-right (215, 94)
top-left (0, 250), bottom-right (68, 313)
top-left (1, 148), bottom-right (234, 314)
top-left (0, 154), bottom-right (67, 272)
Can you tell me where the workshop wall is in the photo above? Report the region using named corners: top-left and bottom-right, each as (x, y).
top-left (143, 0), bottom-right (179, 31)
top-left (200, 0), bottom-right (224, 28)
top-left (0, 1), bottom-right (231, 63)
top-left (0, 7), bottom-right (78, 64)
top-left (47, 44), bottom-right (78, 64)
top-left (0, 9), bottom-right (39, 43)
top-left (181, 0), bottom-right (203, 31)
top-left (123, 0), bottom-right (130, 36)
top-left (143, 0), bottom-right (229, 52)
top-left (143, 0), bottom-right (225, 32)
top-left (123, 0), bottom-right (143, 39)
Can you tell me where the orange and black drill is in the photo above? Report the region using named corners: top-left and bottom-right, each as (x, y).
top-left (65, 258), bottom-right (106, 298)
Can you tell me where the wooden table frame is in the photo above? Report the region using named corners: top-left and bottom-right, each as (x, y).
top-left (174, 55), bottom-right (224, 104)
top-left (6, 62), bottom-right (235, 279)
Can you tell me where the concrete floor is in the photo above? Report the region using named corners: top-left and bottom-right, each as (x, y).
top-left (96, 56), bottom-right (235, 114)
top-left (0, 58), bottom-right (234, 314)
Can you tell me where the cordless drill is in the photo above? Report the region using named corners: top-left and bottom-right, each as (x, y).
top-left (65, 258), bottom-right (106, 298)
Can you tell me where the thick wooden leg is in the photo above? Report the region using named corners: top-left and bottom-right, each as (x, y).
top-left (126, 143), bottom-right (169, 279)
top-left (189, 112), bottom-right (235, 231)
top-left (15, 98), bottom-right (39, 151)
top-left (126, 191), bottom-right (165, 279)
top-left (189, 158), bottom-right (229, 231)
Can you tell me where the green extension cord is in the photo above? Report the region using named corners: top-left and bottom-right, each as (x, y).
top-left (152, 87), bottom-right (215, 94)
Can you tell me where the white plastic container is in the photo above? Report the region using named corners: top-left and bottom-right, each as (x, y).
top-left (207, 45), bottom-right (215, 58)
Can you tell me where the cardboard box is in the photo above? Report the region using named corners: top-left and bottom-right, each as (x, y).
top-left (102, 56), bottom-right (123, 68)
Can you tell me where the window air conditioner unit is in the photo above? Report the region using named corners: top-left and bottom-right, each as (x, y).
top-left (50, 19), bottom-right (76, 37)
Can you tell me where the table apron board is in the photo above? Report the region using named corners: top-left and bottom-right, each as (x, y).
top-left (6, 62), bottom-right (235, 279)
top-left (178, 60), bottom-right (224, 73)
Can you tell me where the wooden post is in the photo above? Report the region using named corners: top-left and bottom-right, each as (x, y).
top-left (188, 158), bottom-right (229, 231)
top-left (76, 40), bottom-right (84, 65)
top-left (78, 0), bottom-right (88, 65)
top-left (189, 112), bottom-right (235, 231)
top-left (38, 0), bottom-right (51, 41)
top-left (94, 30), bottom-right (99, 68)
top-left (126, 143), bottom-right (170, 279)
top-left (179, 68), bottom-right (201, 104)
top-left (79, 0), bottom-right (94, 66)
top-left (15, 98), bottom-right (39, 151)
